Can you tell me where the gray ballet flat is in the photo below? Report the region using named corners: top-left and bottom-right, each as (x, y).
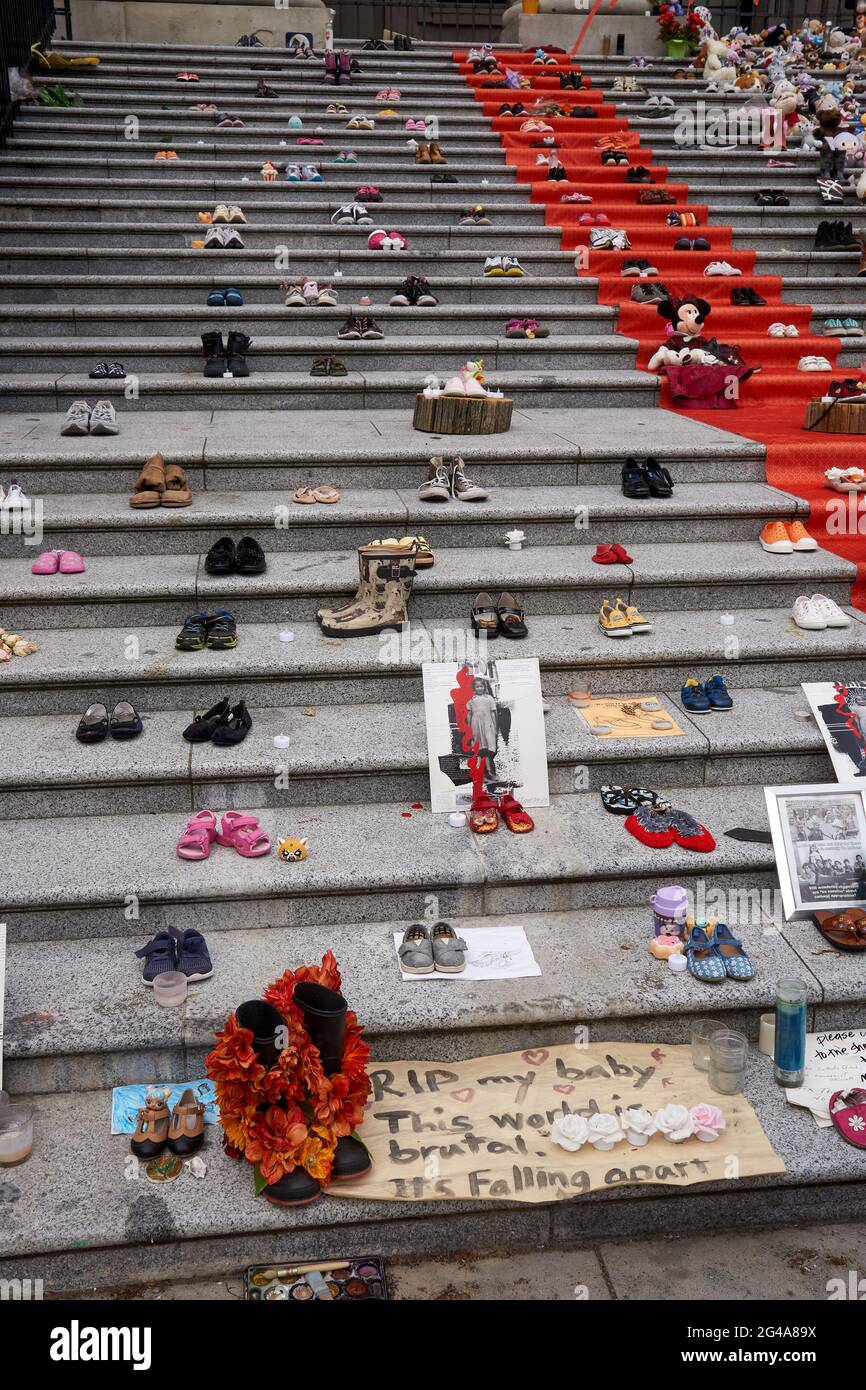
top-left (431, 921), bottom-right (468, 974)
top-left (398, 923), bottom-right (434, 975)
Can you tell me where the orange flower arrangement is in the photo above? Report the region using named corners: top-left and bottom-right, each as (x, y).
top-left (206, 952), bottom-right (371, 1192)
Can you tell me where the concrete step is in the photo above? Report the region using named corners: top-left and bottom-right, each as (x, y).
top-left (1, 539), bottom-right (853, 630)
top-left (0, 248), bottom-right (578, 277)
top-left (1, 607), bottom-right (863, 721)
top-left (0, 683), bottom-right (834, 824)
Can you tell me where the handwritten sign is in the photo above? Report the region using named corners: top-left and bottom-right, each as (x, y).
top-left (338, 1042), bottom-right (784, 1204)
top-left (786, 1029), bottom-right (866, 1128)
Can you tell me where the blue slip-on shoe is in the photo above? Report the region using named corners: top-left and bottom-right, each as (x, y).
top-left (684, 925), bottom-right (726, 982)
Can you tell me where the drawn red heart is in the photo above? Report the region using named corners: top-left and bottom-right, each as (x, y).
top-left (401, 812), bottom-right (412, 818)
top-left (411, 803), bottom-right (423, 810)
top-left (450, 1088), bottom-right (475, 1103)
top-left (553, 1084), bottom-right (574, 1095)
top-left (522, 1049), bottom-right (548, 1066)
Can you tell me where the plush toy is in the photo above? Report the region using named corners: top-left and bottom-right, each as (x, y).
top-left (701, 36), bottom-right (737, 85)
top-left (648, 343), bottom-right (720, 371)
top-left (278, 836), bottom-right (308, 862)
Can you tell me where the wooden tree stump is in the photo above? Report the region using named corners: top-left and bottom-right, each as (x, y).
top-left (804, 397), bottom-right (866, 434)
top-left (412, 392), bottom-right (513, 434)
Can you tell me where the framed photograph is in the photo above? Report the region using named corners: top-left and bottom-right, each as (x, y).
top-left (801, 680), bottom-right (866, 782)
top-left (764, 783), bottom-right (866, 920)
top-left (422, 658), bottom-right (549, 814)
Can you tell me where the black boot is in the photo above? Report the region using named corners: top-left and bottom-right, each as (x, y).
top-left (294, 982), bottom-right (372, 1181)
top-left (202, 331), bottom-right (225, 377)
top-left (235, 1000), bottom-right (285, 1066)
top-left (226, 331), bottom-right (251, 377)
top-left (263, 1167), bottom-right (322, 1206)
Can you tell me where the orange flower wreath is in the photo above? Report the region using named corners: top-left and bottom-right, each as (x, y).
top-left (206, 952), bottom-right (371, 1192)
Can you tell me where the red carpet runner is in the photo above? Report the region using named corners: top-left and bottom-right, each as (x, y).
top-left (454, 49), bottom-right (866, 609)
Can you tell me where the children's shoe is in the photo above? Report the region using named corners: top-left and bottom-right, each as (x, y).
top-left (135, 931), bottom-right (178, 985)
top-left (614, 596), bottom-right (651, 633)
top-left (684, 924), bottom-right (726, 981)
top-left (668, 809), bottom-right (716, 853)
top-left (792, 595), bottom-right (827, 630)
top-left (704, 675), bottom-right (733, 711)
top-left (759, 520), bottom-right (793, 553)
top-left (712, 922), bottom-right (754, 980)
top-left (810, 592), bottom-right (851, 628)
top-left (175, 928), bottom-right (214, 981)
top-left (786, 520), bottom-right (817, 552)
top-left (598, 598), bottom-right (632, 638)
top-left (624, 805), bottom-right (674, 848)
top-left (681, 678), bottom-right (711, 713)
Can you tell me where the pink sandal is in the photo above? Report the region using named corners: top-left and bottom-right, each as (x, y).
top-left (58, 550), bottom-right (86, 574)
top-left (215, 811), bottom-right (271, 857)
top-left (176, 809), bottom-right (217, 860)
top-left (829, 1089), bottom-right (866, 1149)
top-left (31, 550), bottom-right (60, 574)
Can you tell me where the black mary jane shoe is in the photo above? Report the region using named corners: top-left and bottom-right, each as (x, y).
top-left (496, 591), bottom-right (528, 640)
top-left (183, 696), bottom-right (230, 743)
top-left (234, 536), bottom-right (267, 575)
top-left (264, 1168), bottom-right (322, 1207)
top-left (644, 457), bottom-right (674, 497)
top-left (330, 1134), bottom-right (372, 1180)
top-left (621, 458), bottom-right (650, 499)
top-left (210, 699), bottom-right (252, 746)
top-left (109, 700), bottom-right (143, 740)
top-left (204, 536), bottom-right (237, 575)
top-left (75, 701), bottom-right (109, 743)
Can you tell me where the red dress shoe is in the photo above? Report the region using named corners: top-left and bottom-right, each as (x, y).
top-left (469, 790), bottom-right (499, 833)
top-left (499, 791), bottom-right (534, 832)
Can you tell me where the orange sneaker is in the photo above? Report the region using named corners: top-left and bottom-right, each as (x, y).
top-left (759, 520), bottom-right (793, 553)
top-left (786, 520), bottom-right (818, 552)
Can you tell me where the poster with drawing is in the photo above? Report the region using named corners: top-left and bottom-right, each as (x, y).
top-left (801, 680), bottom-right (866, 782)
top-left (765, 783), bottom-right (866, 920)
top-left (422, 658), bottom-right (549, 813)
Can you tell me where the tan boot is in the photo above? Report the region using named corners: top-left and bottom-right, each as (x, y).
top-left (429, 142), bottom-right (446, 164)
top-left (415, 142), bottom-right (431, 163)
top-left (319, 544), bottom-right (417, 636)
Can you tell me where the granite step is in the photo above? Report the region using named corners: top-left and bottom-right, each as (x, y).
top-left (0, 249), bottom-right (578, 278)
top-left (1, 608), bottom-right (864, 720)
top-left (0, 684), bottom-right (834, 824)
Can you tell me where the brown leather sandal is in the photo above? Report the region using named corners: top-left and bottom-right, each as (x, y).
top-left (814, 908), bottom-right (866, 953)
top-left (131, 1100), bottom-right (171, 1158)
top-left (162, 462), bottom-right (193, 508)
top-left (167, 1087), bottom-right (206, 1155)
top-left (129, 452), bottom-right (166, 509)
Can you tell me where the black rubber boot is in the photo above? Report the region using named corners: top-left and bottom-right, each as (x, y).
top-left (264, 1167), bottom-right (322, 1206)
top-left (294, 982), bottom-right (372, 1181)
top-left (202, 331), bottom-right (226, 378)
top-left (226, 331), bottom-right (251, 377)
top-left (235, 1000), bottom-right (285, 1066)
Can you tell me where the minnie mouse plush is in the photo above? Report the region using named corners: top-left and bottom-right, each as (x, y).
top-left (649, 294), bottom-right (758, 408)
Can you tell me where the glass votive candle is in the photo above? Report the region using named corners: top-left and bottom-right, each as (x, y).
top-left (0, 1105), bottom-right (34, 1166)
top-left (708, 1029), bottom-right (749, 1096)
top-left (153, 972), bottom-right (188, 1009)
top-left (690, 1017), bottom-right (724, 1073)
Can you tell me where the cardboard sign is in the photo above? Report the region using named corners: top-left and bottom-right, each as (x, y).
top-left (576, 694), bottom-right (684, 740)
top-left (338, 1041), bottom-right (785, 1204)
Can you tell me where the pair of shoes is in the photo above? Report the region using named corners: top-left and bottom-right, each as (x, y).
top-left (638, 187), bottom-right (677, 205)
top-left (183, 696), bottom-right (252, 746)
top-left (685, 920), bottom-right (753, 981)
top-left (284, 278), bottom-right (337, 306)
top-left (202, 331), bottom-right (251, 376)
top-left (827, 378), bottom-right (866, 401)
top-left (680, 675), bottom-right (733, 714)
top-left (207, 287), bottom-right (244, 306)
top-left (631, 281), bottom-right (671, 304)
top-left (505, 317), bottom-right (547, 338)
top-left (469, 788), bottom-right (534, 834)
top-left (338, 314), bottom-right (383, 338)
top-left (88, 360), bottom-right (125, 379)
top-left (625, 805), bottom-right (715, 852)
top-left (792, 594), bottom-right (851, 630)
top-left (293, 485), bottom-right (341, 504)
top-left (674, 236), bottom-right (711, 251)
top-left (825, 465), bottom-right (866, 492)
top-left (175, 610), bottom-right (237, 651)
top-left (130, 453), bottom-right (191, 508)
top-left (236, 33), bottom-right (264, 46)
top-left (368, 228), bottom-right (408, 250)
top-left (601, 149), bottom-right (629, 166)
top-left (704, 261), bottom-right (741, 276)
top-left (154, 150), bottom-right (178, 160)
top-left (335, 150), bottom-right (358, 163)
top-left (589, 227), bottom-right (631, 250)
top-left (362, 37), bottom-right (387, 50)
top-left (432, 171), bottom-right (458, 184)
top-left (598, 596), bottom-right (651, 638)
top-left (76, 700), bottom-right (143, 741)
top-left (600, 785), bottom-right (670, 815)
top-left (398, 922), bottom-right (467, 974)
top-left (460, 205), bottom-right (491, 225)
top-left (310, 355), bottom-right (347, 375)
top-left (325, 101), bottom-right (349, 115)
top-left (389, 275), bottom-right (438, 305)
top-left (286, 163), bottom-right (322, 181)
top-left (817, 178), bottom-right (846, 204)
top-left (177, 809), bottom-right (269, 859)
top-left (215, 112), bottom-right (245, 127)
top-left (768, 322), bottom-right (799, 336)
top-left (255, 77), bottom-right (277, 98)
top-left (346, 115), bottom-right (375, 130)
top-left (415, 141), bottom-right (445, 163)
top-left (667, 211), bottom-right (699, 227)
top-left (31, 548), bottom-right (85, 575)
top-left (204, 225), bottom-right (244, 248)
top-left (815, 220), bottom-right (859, 250)
top-left (331, 202), bottom-right (372, 225)
top-left (498, 102), bottom-right (526, 116)
top-left (622, 257), bottom-right (659, 277)
top-left (731, 286), bottom-right (766, 306)
top-left (625, 165), bottom-right (654, 183)
top-left (130, 1087), bottom-right (206, 1160)
top-left (759, 520), bottom-right (816, 553)
top-left (205, 535), bottom-right (266, 574)
top-left (483, 254), bottom-right (524, 275)
top-left (621, 457), bottom-right (673, 497)
top-left (823, 317), bottom-right (862, 337)
top-left (367, 533), bottom-right (433, 567)
top-left (317, 541), bottom-right (418, 636)
top-left (356, 182), bottom-right (382, 202)
top-left (137, 928), bottom-right (213, 984)
top-left (419, 455), bottom-right (488, 502)
top-left (471, 590), bottom-right (527, 638)
top-left (798, 354), bottom-right (833, 371)
top-left (754, 188), bottom-right (789, 205)
top-left (212, 202), bottom-right (245, 223)
top-left (592, 542), bottom-right (632, 565)
top-left (62, 400), bottom-right (118, 436)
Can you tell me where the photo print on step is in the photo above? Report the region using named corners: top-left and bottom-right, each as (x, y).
top-left (801, 679), bottom-right (866, 781)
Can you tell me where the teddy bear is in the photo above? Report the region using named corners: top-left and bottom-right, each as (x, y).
top-left (700, 35), bottom-right (737, 85)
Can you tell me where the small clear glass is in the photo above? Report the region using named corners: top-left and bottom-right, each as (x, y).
top-left (708, 1029), bottom-right (749, 1096)
top-left (153, 971), bottom-right (188, 1009)
top-left (690, 1017), bottom-right (724, 1073)
top-left (0, 1105), bottom-right (33, 1166)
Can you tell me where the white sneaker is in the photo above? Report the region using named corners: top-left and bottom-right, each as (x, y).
top-left (798, 355), bottom-right (832, 371)
top-left (810, 593), bottom-right (851, 628)
top-left (2, 479), bottom-right (28, 508)
top-left (704, 260), bottom-right (741, 276)
top-left (792, 595), bottom-right (826, 630)
top-left (483, 255), bottom-right (503, 275)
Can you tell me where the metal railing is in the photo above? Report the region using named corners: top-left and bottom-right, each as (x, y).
top-left (709, 0), bottom-right (856, 35)
top-left (0, 0), bottom-right (65, 146)
top-left (332, 0), bottom-right (507, 44)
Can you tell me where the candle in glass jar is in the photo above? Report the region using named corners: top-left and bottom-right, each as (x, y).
top-left (774, 978), bottom-right (807, 1087)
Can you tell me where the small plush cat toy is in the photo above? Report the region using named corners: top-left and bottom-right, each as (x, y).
top-left (278, 836), bottom-right (308, 862)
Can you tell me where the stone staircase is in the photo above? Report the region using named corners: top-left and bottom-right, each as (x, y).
top-left (1, 38), bottom-right (865, 1292)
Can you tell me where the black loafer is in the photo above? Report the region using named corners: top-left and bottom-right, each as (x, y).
top-left (76, 701), bottom-right (109, 743)
top-left (644, 457), bottom-right (674, 497)
top-left (183, 696), bottom-right (230, 743)
top-left (210, 699), bottom-right (252, 745)
top-left (205, 536), bottom-right (236, 574)
top-left (621, 458), bottom-right (650, 498)
top-left (109, 700), bottom-right (143, 739)
top-left (235, 536), bottom-right (267, 575)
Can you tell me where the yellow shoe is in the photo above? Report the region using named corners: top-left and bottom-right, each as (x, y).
top-left (614, 595), bottom-right (652, 633)
top-left (598, 598), bottom-right (632, 638)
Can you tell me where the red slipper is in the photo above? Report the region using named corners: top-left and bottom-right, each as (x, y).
top-left (829, 1089), bottom-right (866, 1148)
top-left (668, 810), bottom-right (716, 853)
top-left (624, 807), bottom-right (674, 847)
top-left (469, 790), bottom-right (499, 834)
top-left (499, 791), bottom-right (534, 832)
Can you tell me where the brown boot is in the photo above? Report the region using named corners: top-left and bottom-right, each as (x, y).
top-left (129, 452), bottom-right (166, 509)
top-left (429, 142), bottom-right (446, 164)
top-left (415, 142), bottom-right (431, 163)
top-left (131, 1099), bottom-right (170, 1158)
top-left (319, 543), bottom-right (417, 636)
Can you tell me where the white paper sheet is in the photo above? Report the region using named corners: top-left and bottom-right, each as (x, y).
top-left (786, 1028), bottom-right (866, 1127)
top-left (393, 925), bottom-right (542, 981)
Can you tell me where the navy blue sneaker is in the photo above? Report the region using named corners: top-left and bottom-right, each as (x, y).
top-left (704, 674), bottom-right (733, 711)
top-left (175, 928), bottom-right (213, 982)
top-left (681, 678), bottom-right (711, 714)
top-left (135, 931), bottom-right (177, 986)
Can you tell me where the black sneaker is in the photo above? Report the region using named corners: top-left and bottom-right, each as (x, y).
top-left (432, 172), bottom-right (458, 183)
top-left (625, 166), bottom-right (653, 183)
top-left (174, 928), bottom-right (214, 981)
top-left (338, 315), bottom-right (362, 338)
top-left (389, 278), bottom-right (414, 306)
top-left (415, 277), bottom-right (439, 305)
top-left (135, 932), bottom-right (178, 985)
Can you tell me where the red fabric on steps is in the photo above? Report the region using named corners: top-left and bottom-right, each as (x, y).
top-left (454, 51), bottom-right (866, 612)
